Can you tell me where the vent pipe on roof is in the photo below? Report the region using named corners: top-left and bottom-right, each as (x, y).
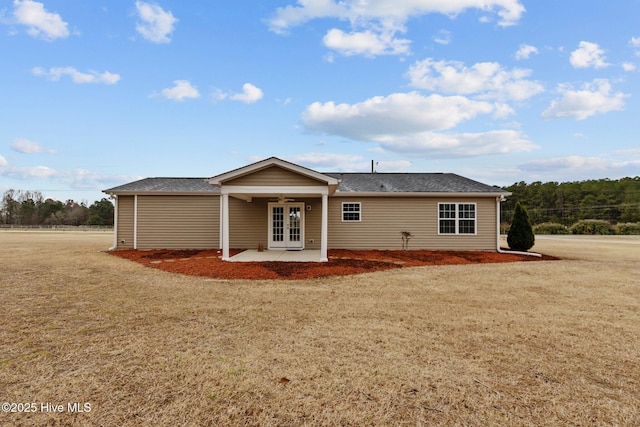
top-left (371, 160), bottom-right (374, 173)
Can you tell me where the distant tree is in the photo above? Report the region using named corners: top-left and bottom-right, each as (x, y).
top-left (1, 189), bottom-right (19, 224)
top-left (507, 202), bottom-right (535, 251)
top-left (87, 198), bottom-right (114, 226)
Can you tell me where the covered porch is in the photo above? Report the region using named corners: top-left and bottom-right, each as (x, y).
top-left (206, 157), bottom-right (340, 263)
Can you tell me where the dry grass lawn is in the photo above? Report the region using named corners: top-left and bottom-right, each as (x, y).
top-left (1, 231), bottom-right (638, 426)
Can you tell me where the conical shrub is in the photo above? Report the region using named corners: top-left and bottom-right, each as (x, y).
top-left (507, 202), bottom-right (535, 251)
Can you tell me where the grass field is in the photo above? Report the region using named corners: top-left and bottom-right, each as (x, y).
top-left (1, 231), bottom-right (638, 426)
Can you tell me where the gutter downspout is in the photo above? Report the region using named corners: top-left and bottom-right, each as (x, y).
top-left (496, 196), bottom-right (542, 258)
top-left (108, 195), bottom-right (118, 251)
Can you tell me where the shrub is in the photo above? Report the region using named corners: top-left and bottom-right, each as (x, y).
top-left (507, 202), bottom-right (535, 251)
top-left (616, 222), bottom-right (640, 235)
top-left (570, 220), bottom-right (613, 235)
top-left (534, 222), bottom-right (569, 235)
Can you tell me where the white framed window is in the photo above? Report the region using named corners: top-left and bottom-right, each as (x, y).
top-left (438, 203), bottom-right (476, 235)
top-left (342, 202), bottom-right (361, 222)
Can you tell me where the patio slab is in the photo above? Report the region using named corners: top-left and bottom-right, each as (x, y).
top-left (228, 249), bottom-right (322, 262)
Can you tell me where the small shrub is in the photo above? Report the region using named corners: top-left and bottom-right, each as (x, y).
top-left (507, 202), bottom-right (535, 251)
top-left (616, 222), bottom-right (640, 235)
top-left (570, 220), bottom-right (613, 235)
top-left (534, 222), bottom-right (569, 235)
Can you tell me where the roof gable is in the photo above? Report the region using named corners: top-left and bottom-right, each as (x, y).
top-left (207, 157), bottom-right (339, 187)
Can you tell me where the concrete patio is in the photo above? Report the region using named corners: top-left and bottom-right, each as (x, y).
top-left (228, 249), bottom-right (323, 262)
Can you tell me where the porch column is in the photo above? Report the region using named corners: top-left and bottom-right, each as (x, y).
top-left (222, 193), bottom-right (230, 261)
top-left (320, 193), bottom-right (328, 262)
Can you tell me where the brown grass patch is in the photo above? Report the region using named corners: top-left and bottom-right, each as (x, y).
top-left (1, 231), bottom-right (639, 426)
top-left (110, 248), bottom-right (555, 280)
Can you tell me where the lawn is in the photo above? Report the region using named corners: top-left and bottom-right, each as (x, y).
top-left (1, 231), bottom-right (638, 426)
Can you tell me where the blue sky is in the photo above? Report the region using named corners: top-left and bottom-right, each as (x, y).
top-left (1, 0), bottom-right (639, 203)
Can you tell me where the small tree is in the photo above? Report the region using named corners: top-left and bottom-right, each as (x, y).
top-left (507, 202), bottom-right (535, 251)
top-left (401, 231), bottom-right (412, 250)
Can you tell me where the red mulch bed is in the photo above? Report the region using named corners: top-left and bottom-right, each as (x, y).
top-left (110, 249), bottom-right (558, 280)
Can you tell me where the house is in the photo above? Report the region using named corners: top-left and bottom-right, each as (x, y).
top-left (103, 157), bottom-right (511, 261)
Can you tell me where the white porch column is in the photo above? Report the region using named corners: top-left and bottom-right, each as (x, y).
top-left (222, 193), bottom-right (230, 261)
top-left (320, 193), bottom-right (328, 262)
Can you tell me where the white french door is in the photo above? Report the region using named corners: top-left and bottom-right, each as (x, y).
top-left (268, 202), bottom-right (304, 250)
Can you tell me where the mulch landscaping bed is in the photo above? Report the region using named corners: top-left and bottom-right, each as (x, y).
top-left (110, 249), bottom-right (558, 280)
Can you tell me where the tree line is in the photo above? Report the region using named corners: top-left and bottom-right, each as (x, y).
top-left (0, 189), bottom-right (114, 226)
top-left (501, 177), bottom-right (640, 225)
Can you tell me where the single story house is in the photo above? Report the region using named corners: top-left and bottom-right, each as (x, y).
top-left (103, 156), bottom-right (511, 261)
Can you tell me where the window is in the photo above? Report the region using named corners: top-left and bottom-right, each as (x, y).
top-left (439, 203), bottom-right (476, 234)
top-left (342, 202), bottom-right (361, 222)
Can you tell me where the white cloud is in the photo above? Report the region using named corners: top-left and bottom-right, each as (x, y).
top-left (570, 41), bottom-right (609, 69)
top-left (229, 83), bottom-right (264, 104)
top-left (11, 138), bottom-right (56, 154)
top-left (433, 29), bottom-right (451, 45)
top-left (542, 79), bottom-right (627, 120)
top-left (0, 155), bottom-right (7, 167)
top-left (323, 28), bottom-right (410, 56)
top-left (160, 80), bottom-right (200, 101)
top-left (515, 44), bottom-right (538, 60)
top-left (407, 58), bottom-right (544, 101)
top-left (268, 0), bottom-right (525, 33)
top-left (12, 0), bottom-right (69, 40)
top-left (301, 92), bottom-right (537, 157)
top-left (629, 37), bottom-right (640, 48)
top-left (268, 0), bottom-right (524, 57)
top-left (622, 62), bottom-right (636, 72)
top-left (374, 130), bottom-right (536, 158)
top-left (0, 163), bottom-right (140, 189)
top-left (135, 1), bottom-right (177, 44)
top-left (283, 152), bottom-right (412, 172)
top-left (32, 67), bottom-right (120, 84)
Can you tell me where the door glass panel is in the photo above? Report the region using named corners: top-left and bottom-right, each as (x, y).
top-left (272, 206), bottom-right (284, 242)
top-left (289, 206), bottom-right (301, 242)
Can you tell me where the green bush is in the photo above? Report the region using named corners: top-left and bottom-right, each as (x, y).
top-left (570, 220), bottom-right (613, 235)
top-left (616, 222), bottom-right (640, 235)
top-left (507, 202), bottom-right (535, 251)
top-left (533, 222), bottom-right (569, 235)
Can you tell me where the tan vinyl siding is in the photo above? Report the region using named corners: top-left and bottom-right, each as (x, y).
top-left (328, 197), bottom-right (497, 251)
top-left (224, 166), bottom-right (325, 186)
top-left (136, 195), bottom-right (219, 250)
top-left (116, 195), bottom-right (135, 249)
top-left (228, 197), bottom-right (268, 248)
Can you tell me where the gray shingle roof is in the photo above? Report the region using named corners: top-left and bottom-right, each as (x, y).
top-left (104, 173), bottom-right (508, 195)
top-left (327, 173), bottom-right (508, 194)
top-left (104, 178), bottom-right (220, 194)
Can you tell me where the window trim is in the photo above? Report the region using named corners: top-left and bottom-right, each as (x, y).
top-left (341, 202), bottom-right (362, 222)
top-left (438, 202), bottom-right (477, 235)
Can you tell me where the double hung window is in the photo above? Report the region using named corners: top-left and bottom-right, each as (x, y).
top-left (438, 203), bottom-right (476, 234)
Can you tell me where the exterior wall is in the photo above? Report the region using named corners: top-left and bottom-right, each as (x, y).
top-left (224, 166), bottom-right (325, 186)
top-left (136, 195), bottom-right (219, 250)
top-left (116, 195), bottom-right (135, 249)
top-left (228, 197), bottom-right (322, 249)
top-left (327, 196), bottom-right (498, 251)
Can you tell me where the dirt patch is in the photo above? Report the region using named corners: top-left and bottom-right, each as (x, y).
top-left (111, 248), bottom-right (557, 280)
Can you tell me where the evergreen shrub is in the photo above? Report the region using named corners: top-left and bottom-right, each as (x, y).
top-left (570, 220), bottom-right (613, 235)
top-left (507, 202), bottom-right (535, 251)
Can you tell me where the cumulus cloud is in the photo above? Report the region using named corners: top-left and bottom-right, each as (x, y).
top-left (268, 0), bottom-right (524, 57)
top-left (570, 41), bottom-right (609, 69)
top-left (622, 62), bottom-right (636, 72)
top-left (0, 155), bottom-right (7, 167)
top-left (215, 83), bottom-right (264, 104)
top-left (323, 28), bottom-right (410, 56)
top-left (11, 138), bottom-right (56, 154)
top-left (407, 58), bottom-right (544, 101)
top-left (519, 155), bottom-right (608, 173)
top-left (515, 44), bottom-right (538, 60)
top-left (135, 1), bottom-right (177, 44)
top-left (160, 80), bottom-right (200, 101)
top-left (283, 152), bottom-right (412, 172)
top-left (32, 66), bottom-right (120, 84)
top-left (301, 92), bottom-right (537, 157)
top-left (230, 83), bottom-right (264, 104)
top-left (542, 79), bottom-right (627, 120)
top-left (11, 0), bottom-right (69, 40)
top-left (629, 37), bottom-right (640, 48)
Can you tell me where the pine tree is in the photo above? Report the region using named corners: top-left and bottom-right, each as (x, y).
top-left (507, 201), bottom-right (535, 251)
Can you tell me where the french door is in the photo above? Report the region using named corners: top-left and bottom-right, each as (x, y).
top-left (268, 203), bottom-right (304, 250)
